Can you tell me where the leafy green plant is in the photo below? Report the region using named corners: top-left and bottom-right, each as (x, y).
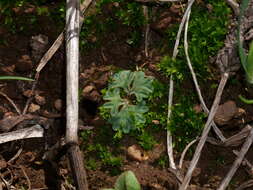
top-left (102, 171), bottom-right (141, 190)
top-left (100, 70), bottom-right (154, 133)
top-left (163, 0), bottom-right (230, 80)
top-left (168, 95), bottom-right (206, 151)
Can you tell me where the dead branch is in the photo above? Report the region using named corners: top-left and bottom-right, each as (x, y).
top-left (20, 166), bottom-right (31, 190)
top-left (236, 180), bottom-right (253, 190)
top-left (0, 91), bottom-right (21, 115)
top-left (217, 127), bottom-right (253, 190)
top-left (179, 73), bottom-right (229, 190)
top-left (65, 0), bottom-right (88, 189)
top-left (0, 125), bottom-right (44, 145)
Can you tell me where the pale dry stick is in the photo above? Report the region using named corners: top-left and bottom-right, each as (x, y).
top-left (66, 0), bottom-right (88, 189)
top-left (166, 0), bottom-right (196, 170)
top-left (236, 180), bottom-right (253, 190)
top-left (0, 91), bottom-right (21, 115)
top-left (22, 0), bottom-right (93, 115)
top-left (217, 127), bottom-right (253, 190)
top-left (7, 148), bottom-right (23, 164)
top-left (143, 5), bottom-right (150, 57)
top-left (20, 166), bottom-right (31, 190)
top-left (0, 125), bottom-right (44, 145)
top-left (167, 75), bottom-right (176, 169)
top-left (167, 0), bottom-right (196, 169)
top-left (183, 4), bottom-right (226, 142)
top-left (225, 0), bottom-right (239, 16)
top-left (36, 0), bottom-right (93, 73)
top-left (233, 150), bottom-right (253, 176)
top-left (179, 72), bottom-right (229, 190)
top-left (179, 138), bottom-right (198, 169)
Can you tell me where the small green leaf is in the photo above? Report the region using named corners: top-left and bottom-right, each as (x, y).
top-left (115, 171), bottom-right (141, 190)
top-left (246, 41), bottom-right (253, 84)
top-left (0, 76), bottom-right (34, 81)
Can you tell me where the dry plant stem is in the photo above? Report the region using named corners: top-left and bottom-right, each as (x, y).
top-left (167, 75), bottom-right (176, 169)
top-left (179, 72), bottom-right (229, 190)
top-left (183, 4), bottom-right (226, 142)
top-left (236, 180), bottom-right (253, 190)
top-left (20, 166), bottom-right (31, 190)
top-left (36, 0), bottom-right (93, 73)
top-left (217, 127), bottom-right (253, 190)
top-left (179, 138), bottom-right (198, 169)
top-left (66, 0), bottom-right (89, 189)
top-left (143, 5), bottom-right (150, 57)
top-left (66, 0), bottom-right (79, 145)
top-left (0, 91), bottom-right (21, 115)
top-left (0, 125), bottom-right (44, 145)
top-left (7, 148), bottom-right (23, 164)
top-left (224, 0), bottom-right (239, 16)
top-left (0, 174), bottom-right (10, 190)
top-left (233, 150), bottom-right (253, 176)
top-left (166, 0), bottom-right (195, 169)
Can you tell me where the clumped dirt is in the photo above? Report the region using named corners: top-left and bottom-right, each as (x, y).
top-left (1, 1), bottom-right (253, 190)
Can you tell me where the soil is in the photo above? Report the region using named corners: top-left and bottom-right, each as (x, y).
top-left (0, 1), bottom-right (253, 190)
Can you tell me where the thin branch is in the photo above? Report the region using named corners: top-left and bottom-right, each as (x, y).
top-left (0, 125), bottom-right (44, 145)
top-left (179, 73), bottom-right (229, 190)
top-left (143, 5), bottom-right (150, 57)
top-left (179, 138), bottom-right (198, 169)
top-left (217, 127), bottom-right (253, 190)
top-left (0, 91), bottom-right (21, 115)
top-left (135, 0), bottom-right (182, 2)
top-left (183, 3), bottom-right (226, 142)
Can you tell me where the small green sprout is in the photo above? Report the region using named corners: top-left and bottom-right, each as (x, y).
top-left (102, 171), bottom-right (141, 190)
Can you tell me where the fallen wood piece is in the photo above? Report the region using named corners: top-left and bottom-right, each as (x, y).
top-left (0, 125), bottom-right (44, 144)
top-left (233, 150), bottom-right (253, 177)
top-left (222, 125), bottom-right (252, 147)
top-left (236, 180), bottom-right (253, 190)
top-left (217, 127), bottom-right (253, 190)
top-left (179, 73), bottom-right (229, 190)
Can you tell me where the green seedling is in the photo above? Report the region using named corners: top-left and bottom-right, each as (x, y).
top-left (102, 171), bottom-right (141, 190)
top-left (100, 70), bottom-right (154, 133)
top-left (0, 76), bottom-right (34, 81)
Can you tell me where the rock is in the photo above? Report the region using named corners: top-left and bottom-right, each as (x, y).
top-left (0, 160), bottom-right (7, 169)
top-left (35, 95), bottom-right (46, 105)
top-left (127, 145), bottom-right (149, 162)
top-left (148, 144), bottom-right (166, 162)
top-left (214, 101), bottom-right (238, 126)
top-left (54, 99), bottom-right (62, 111)
top-left (82, 85), bottom-right (95, 95)
top-left (16, 55), bottom-right (33, 72)
top-left (28, 103), bottom-right (40, 113)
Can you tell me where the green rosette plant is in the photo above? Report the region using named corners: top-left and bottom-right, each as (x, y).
top-left (102, 170), bottom-right (141, 190)
top-left (100, 70), bottom-right (154, 133)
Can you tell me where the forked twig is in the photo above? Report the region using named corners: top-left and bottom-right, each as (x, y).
top-left (217, 127), bottom-right (253, 190)
top-left (179, 72), bottom-right (229, 190)
top-left (0, 91), bottom-right (21, 115)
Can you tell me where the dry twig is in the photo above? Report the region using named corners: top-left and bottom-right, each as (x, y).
top-left (217, 127), bottom-right (253, 190)
top-left (179, 73), bottom-right (229, 190)
top-left (0, 91), bottom-right (21, 115)
top-left (20, 166), bottom-right (31, 190)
